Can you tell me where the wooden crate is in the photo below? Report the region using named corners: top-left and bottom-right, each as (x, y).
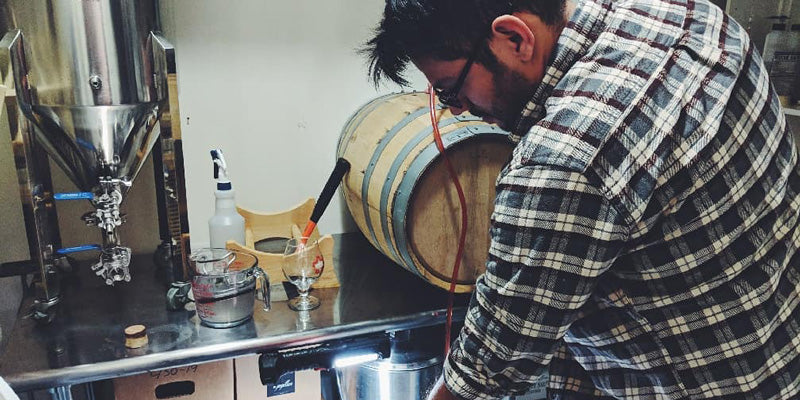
top-left (226, 197), bottom-right (339, 288)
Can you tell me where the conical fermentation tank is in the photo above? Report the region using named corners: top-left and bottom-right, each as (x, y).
top-left (0, 0), bottom-right (183, 292)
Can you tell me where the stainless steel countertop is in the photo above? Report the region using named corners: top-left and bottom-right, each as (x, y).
top-left (0, 232), bottom-right (470, 392)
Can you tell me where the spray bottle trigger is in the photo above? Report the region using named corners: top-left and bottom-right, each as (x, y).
top-left (210, 150), bottom-right (220, 179)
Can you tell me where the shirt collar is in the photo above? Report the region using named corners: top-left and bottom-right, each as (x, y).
top-left (510, 0), bottom-right (612, 142)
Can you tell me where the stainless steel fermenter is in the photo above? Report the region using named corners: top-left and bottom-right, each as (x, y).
top-left (0, 0), bottom-right (190, 321)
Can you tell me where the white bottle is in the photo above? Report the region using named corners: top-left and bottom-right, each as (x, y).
top-left (208, 149), bottom-right (246, 249)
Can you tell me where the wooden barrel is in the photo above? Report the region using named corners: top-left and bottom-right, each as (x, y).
top-left (337, 92), bottom-right (514, 293)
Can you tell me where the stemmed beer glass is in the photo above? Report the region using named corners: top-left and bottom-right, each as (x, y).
top-left (282, 238), bottom-right (324, 311)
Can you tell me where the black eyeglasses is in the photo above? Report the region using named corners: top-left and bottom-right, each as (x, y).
top-left (434, 53), bottom-right (476, 109)
top-left (433, 3), bottom-right (515, 108)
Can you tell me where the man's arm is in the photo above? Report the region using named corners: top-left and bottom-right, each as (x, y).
top-left (439, 164), bottom-right (630, 400)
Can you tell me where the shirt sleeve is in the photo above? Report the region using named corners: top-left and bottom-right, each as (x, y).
top-left (443, 164), bottom-right (631, 399)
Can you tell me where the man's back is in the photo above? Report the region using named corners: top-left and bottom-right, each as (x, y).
top-left (447, 0), bottom-right (800, 398)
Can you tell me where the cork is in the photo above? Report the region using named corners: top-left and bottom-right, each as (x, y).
top-left (124, 324), bottom-right (148, 349)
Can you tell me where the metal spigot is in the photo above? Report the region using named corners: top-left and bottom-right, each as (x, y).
top-left (91, 246), bottom-right (131, 285)
top-left (83, 180), bottom-right (133, 285)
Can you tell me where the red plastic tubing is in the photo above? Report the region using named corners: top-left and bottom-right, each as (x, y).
top-left (428, 84), bottom-right (469, 356)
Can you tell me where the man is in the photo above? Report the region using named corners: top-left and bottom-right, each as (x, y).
top-left (363, 0), bottom-right (800, 399)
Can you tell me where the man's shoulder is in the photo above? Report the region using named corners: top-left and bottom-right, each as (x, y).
top-left (516, 0), bottom-right (750, 174)
top-left (604, 0), bottom-right (689, 46)
top-left (601, 0), bottom-right (748, 70)
top-left (512, 0), bottom-right (688, 172)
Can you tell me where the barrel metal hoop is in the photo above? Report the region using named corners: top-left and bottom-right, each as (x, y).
top-left (358, 105), bottom-right (435, 254)
top-left (392, 128), bottom-right (509, 280)
top-left (378, 117), bottom-right (476, 270)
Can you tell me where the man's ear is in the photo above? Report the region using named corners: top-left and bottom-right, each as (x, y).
top-left (489, 15), bottom-right (535, 62)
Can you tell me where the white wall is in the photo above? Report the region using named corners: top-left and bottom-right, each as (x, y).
top-left (158, 0), bottom-right (427, 249)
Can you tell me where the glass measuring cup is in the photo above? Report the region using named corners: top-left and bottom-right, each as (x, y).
top-left (188, 248), bottom-right (270, 328)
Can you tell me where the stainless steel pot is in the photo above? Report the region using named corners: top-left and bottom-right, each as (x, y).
top-left (335, 353), bottom-right (442, 400)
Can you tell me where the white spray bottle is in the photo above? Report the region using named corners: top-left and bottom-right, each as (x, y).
top-left (208, 149), bottom-right (246, 249)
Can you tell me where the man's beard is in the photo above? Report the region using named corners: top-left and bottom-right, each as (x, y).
top-left (482, 62), bottom-right (535, 132)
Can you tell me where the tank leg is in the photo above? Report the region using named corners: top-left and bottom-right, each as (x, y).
top-left (47, 386), bottom-right (71, 400)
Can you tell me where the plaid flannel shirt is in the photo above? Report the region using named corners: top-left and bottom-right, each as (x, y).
top-left (443, 0), bottom-right (800, 398)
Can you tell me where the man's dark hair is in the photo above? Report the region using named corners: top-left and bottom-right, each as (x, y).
top-left (362, 0), bottom-right (567, 86)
